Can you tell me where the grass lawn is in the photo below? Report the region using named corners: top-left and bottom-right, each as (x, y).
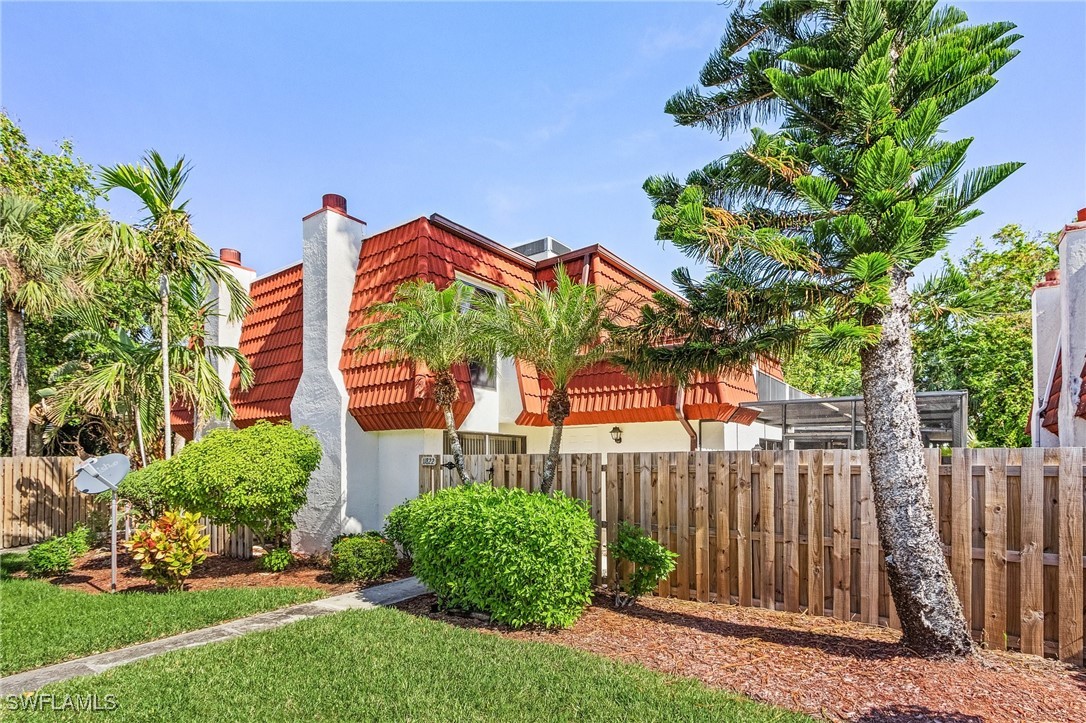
top-left (8, 606), bottom-right (810, 722)
top-left (0, 552), bottom-right (324, 675)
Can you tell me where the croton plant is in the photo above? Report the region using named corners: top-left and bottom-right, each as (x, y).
top-left (125, 510), bottom-right (210, 591)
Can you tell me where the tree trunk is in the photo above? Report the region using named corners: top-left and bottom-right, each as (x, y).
top-left (541, 387), bottom-right (571, 494)
top-left (433, 369), bottom-right (472, 484)
top-left (442, 405), bottom-right (473, 485)
top-left (160, 276), bottom-right (172, 459)
top-left (859, 268), bottom-right (974, 657)
top-left (6, 305), bottom-right (29, 457)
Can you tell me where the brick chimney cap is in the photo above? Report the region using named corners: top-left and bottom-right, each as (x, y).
top-left (1034, 268), bottom-right (1060, 291)
top-left (1077, 207), bottom-right (1086, 223)
top-left (323, 194), bottom-right (347, 214)
top-left (219, 248), bottom-right (243, 266)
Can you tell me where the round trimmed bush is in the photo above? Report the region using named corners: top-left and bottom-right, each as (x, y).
top-left (330, 533), bottom-right (397, 582)
top-left (406, 484), bottom-right (597, 628)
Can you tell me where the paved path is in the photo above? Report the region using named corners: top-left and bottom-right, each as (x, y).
top-left (1, 576), bottom-right (428, 695)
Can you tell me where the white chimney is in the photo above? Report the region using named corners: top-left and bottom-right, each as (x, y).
top-left (290, 194), bottom-right (365, 553)
top-left (1057, 208), bottom-right (1086, 445)
top-left (196, 249), bottom-right (257, 438)
top-left (1031, 268), bottom-right (1060, 446)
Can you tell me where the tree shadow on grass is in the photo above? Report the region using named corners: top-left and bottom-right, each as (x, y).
top-left (613, 600), bottom-right (907, 662)
top-left (854, 706), bottom-right (983, 722)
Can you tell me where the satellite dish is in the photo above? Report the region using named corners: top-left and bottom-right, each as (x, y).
top-left (74, 454), bottom-right (131, 494)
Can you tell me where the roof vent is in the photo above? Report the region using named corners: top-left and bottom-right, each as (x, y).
top-left (219, 248), bottom-right (242, 266)
top-left (322, 194), bottom-right (348, 214)
top-left (511, 236), bottom-right (572, 261)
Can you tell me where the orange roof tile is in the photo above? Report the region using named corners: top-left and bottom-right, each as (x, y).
top-left (514, 250), bottom-right (758, 427)
top-left (340, 217), bottom-right (538, 431)
top-left (1041, 350), bottom-right (1061, 434)
top-left (230, 263), bottom-right (304, 427)
top-left (222, 213), bottom-right (759, 433)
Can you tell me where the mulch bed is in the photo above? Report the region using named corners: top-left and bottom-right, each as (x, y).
top-left (19, 547), bottom-right (411, 595)
top-left (396, 593), bottom-right (1086, 722)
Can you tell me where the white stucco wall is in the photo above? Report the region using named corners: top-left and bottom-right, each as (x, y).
top-left (500, 420), bottom-right (711, 454)
top-left (1031, 282), bottom-right (1062, 446)
top-left (290, 206), bottom-right (365, 553)
top-left (700, 419), bottom-right (781, 450)
top-left (198, 258), bottom-right (257, 438)
top-left (461, 385), bottom-right (500, 433)
top-left (1058, 224), bottom-right (1086, 446)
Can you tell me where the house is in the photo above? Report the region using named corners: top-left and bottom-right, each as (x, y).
top-left (1031, 207), bottom-right (1086, 446)
top-left (179, 194), bottom-right (792, 551)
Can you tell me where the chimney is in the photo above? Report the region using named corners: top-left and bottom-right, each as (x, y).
top-left (219, 248), bottom-right (243, 266)
top-left (322, 194), bottom-right (348, 215)
top-left (198, 247), bottom-right (257, 438)
top-left (290, 194), bottom-right (365, 553)
top-left (1057, 208), bottom-right (1086, 444)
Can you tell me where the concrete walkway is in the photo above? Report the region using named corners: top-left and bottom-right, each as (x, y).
top-left (1, 576), bottom-right (428, 695)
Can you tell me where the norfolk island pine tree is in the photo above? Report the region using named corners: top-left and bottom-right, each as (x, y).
top-left (624, 0), bottom-right (1022, 657)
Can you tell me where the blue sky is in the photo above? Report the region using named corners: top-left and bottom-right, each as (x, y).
top-left (3, 2), bottom-right (1084, 285)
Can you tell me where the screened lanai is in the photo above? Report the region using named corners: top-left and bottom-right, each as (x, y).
top-left (739, 391), bottom-right (969, 450)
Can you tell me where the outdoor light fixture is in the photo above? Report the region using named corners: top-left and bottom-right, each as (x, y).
top-left (610, 426), bottom-right (623, 444)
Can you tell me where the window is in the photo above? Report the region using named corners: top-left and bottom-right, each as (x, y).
top-left (444, 432), bottom-right (527, 455)
top-left (457, 275), bottom-right (500, 390)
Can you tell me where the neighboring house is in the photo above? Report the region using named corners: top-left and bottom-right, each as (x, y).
top-left (1031, 207), bottom-right (1086, 447)
top-left (178, 194), bottom-right (790, 551)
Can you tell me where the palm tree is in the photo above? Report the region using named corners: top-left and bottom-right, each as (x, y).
top-left (354, 280), bottom-right (493, 483)
top-left (47, 305), bottom-right (253, 464)
top-left (0, 192), bottom-right (86, 455)
top-left (629, 0), bottom-right (1020, 657)
top-left (480, 265), bottom-right (614, 494)
top-left (73, 151), bottom-right (250, 458)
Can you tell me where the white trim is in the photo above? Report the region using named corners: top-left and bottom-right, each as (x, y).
top-left (454, 271), bottom-right (507, 300)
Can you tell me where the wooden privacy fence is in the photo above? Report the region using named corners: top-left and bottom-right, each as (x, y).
top-left (2, 456), bottom-right (252, 558)
top-left (2, 457), bottom-right (105, 548)
top-left (419, 448), bottom-right (1086, 665)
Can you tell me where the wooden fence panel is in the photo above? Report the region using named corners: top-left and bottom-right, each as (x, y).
top-left (759, 451), bottom-right (776, 610)
top-left (420, 448), bottom-right (1086, 666)
top-left (983, 448), bottom-right (1008, 650)
top-left (1, 457), bottom-right (99, 548)
top-left (1019, 447), bottom-right (1046, 656)
top-left (1058, 448), bottom-right (1084, 664)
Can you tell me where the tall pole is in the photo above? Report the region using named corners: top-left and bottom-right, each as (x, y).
top-left (160, 274), bottom-right (171, 459)
top-left (110, 490), bottom-right (118, 593)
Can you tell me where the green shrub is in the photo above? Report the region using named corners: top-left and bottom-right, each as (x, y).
top-left (25, 524), bottom-right (97, 577)
top-left (330, 534), bottom-right (397, 582)
top-left (159, 421), bottom-right (321, 544)
top-left (383, 500), bottom-right (415, 557)
top-left (26, 537), bottom-right (75, 577)
top-left (407, 484), bottom-right (597, 628)
top-left (65, 523), bottom-right (94, 556)
top-left (610, 522), bottom-right (677, 603)
top-left (261, 547), bottom-right (294, 573)
top-left (104, 461), bottom-right (171, 519)
top-left (126, 510), bottom-right (210, 591)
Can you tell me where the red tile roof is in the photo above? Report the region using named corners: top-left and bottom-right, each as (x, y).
top-left (340, 217), bottom-right (538, 431)
top-left (230, 263), bottom-right (304, 427)
top-left (1041, 350), bottom-right (1062, 434)
top-left (515, 245), bottom-right (758, 426)
top-left (171, 407), bottom-right (194, 440)
top-left (221, 213), bottom-right (760, 433)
